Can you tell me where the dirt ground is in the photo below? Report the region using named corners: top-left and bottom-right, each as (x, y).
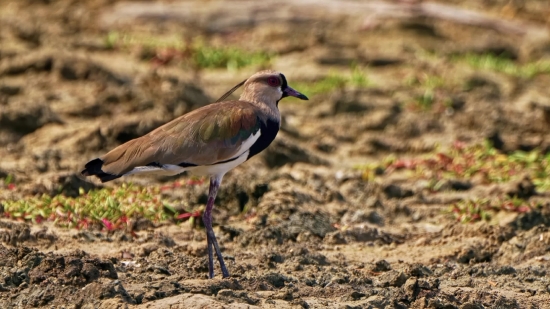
top-left (2, 0), bottom-right (550, 308)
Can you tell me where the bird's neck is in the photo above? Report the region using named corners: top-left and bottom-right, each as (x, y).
top-left (240, 93), bottom-right (281, 122)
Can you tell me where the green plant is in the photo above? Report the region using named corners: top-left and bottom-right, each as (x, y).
top-left (191, 42), bottom-right (272, 70)
top-left (369, 141), bottom-right (550, 192)
top-left (448, 197), bottom-right (532, 223)
top-left (449, 199), bottom-right (491, 223)
top-left (292, 67), bottom-right (370, 97)
top-left (3, 174), bottom-right (13, 185)
top-left (404, 72), bottom-right (452, 111)
top-left (2, 182), bottom-right (202, 231)
top-left (456, 53), bottom-right (550, 79)
top-left (103, 32), bottom-right (272, 70)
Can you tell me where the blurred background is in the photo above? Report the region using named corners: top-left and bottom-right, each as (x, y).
top-left (1, 1), bottom-right (550, 190)
top-left (1, 0), bottom-right (550, 307)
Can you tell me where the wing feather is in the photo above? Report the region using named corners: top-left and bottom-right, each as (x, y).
top-left (99, 101), bottom-right (261, 176)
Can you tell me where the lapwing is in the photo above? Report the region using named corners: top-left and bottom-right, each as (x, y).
top-left (81, 70), bottom-right (308, 278)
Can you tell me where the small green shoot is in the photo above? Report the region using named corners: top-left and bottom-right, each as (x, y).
top-left (405, 73), bottom-right (452, 111)
top-left (456, 53), bottom-right (550, 79)
top-left (4, 174), bottom-right (14, 185)
top-left (293, 67), bottom-right (370, 96)
top-left (350, 65), bottom-right (370, 87)
top-left (104, 31), bottom-right (119, 50)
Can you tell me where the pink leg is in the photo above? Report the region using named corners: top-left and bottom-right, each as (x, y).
top-left (202, 174), bottom-right (229, 279)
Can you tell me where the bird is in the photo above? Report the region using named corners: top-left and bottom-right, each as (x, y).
top-left (81, 70), bottom-right (308, 279)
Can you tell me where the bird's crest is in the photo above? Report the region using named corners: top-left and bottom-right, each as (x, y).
top-left (215, 79), bottom-right (247, 103)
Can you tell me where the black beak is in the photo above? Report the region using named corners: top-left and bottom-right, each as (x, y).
top-left (283, 86), bottom-right (308, 100)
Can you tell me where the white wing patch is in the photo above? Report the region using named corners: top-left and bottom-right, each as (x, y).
top-left (231, 129), bottom-right (261, 159)
top-left (188, 129), bottom-right (261, 176)
top-left (124, 164), bottom-right (186, 177)
top-left (123, 129), bottom-right (262, 178)
top-left (188, 150), bottom-right (249, 176)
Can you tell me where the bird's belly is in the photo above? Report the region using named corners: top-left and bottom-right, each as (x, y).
top-left (187, 150), bottom-right (249, 176)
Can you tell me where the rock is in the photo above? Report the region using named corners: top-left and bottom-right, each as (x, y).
top-left (285, 211), bottom-right (335, 239)
top-left (487, 131), bottom-right (505, 151)
top-left (324, 231), bottom-right (347, 245)
top-left (263, 272), bottom-right (290, 288)
top-left (98, 298), bottom-right (129, 309)
top-left (137, 244), bottom-right (159, 257)
top-left (416, 278), bottom-right (439, 290)
top-left (349, 291), bottom-right (366, 300)
top-left (92, 259), bottom-right (118, 279)
top-left (371, 259), bottom-right (392, 272)
top-left (509, 209), bottom-right (550, 230)
top-left (217, 289), bottom-right (260, 305)
top-left (383, 184), bottom-right (414, 199)
top-left (64, 257), bottom-right (84, 279)
top-left (456, 245), bottom-right (493, 264)
top-left (58, 58), bottom-right (128, 85)
top-left (365, 295), bottom-right (388, 308)
top-left (407, 264), bottom-right (432, 277)
top-left (1, 223), bottom-right (33, 246)
top-left (460, 302), bottom-right (484, 309)
top-left (497, 265), bottom-right (516, 275)
top-left (427, 297), bottom-right (457, 309)
top-left (55, 173), bottom-right (103, 197)
top-left (438, 179), bottom-right (472, 191)
top-left (131, 218), bottom-right (155, 232)
top-left (464, 75), bottom-right (502, 99)
top-left (324, 226), bottom-right (398, 245)
top-left (342, 209), bottom-right (384, 226)
top-left (0, 84), bottom-right (21, 96)
top-left (376, 270), bottom-right (408, 288)
top-left (0, 101), bottom-right (62, 136)
top-left (0, 53), bottom-right (53, 76)
top-left (503, 176), bottom-right (536, 199)
top-left (331, 91), bottom-right (373, 115)
top-left (81, 263), bottom-right (100, 282)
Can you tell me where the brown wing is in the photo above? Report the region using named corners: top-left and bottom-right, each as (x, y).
top-left (99, 101), bottom-right (261, 176)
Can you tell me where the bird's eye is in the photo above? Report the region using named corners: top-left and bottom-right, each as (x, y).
top-left (267, 76), bottom-right (280, 87)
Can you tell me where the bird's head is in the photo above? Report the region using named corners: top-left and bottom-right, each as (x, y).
top-left (216, 70), bottom-right (308, 106)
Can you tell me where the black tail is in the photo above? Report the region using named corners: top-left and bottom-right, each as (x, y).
top-left (81, 158), bottom-right (121, 183)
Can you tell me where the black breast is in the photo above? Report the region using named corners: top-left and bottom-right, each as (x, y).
top-left (247, 117), bottom-right (280, 160)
